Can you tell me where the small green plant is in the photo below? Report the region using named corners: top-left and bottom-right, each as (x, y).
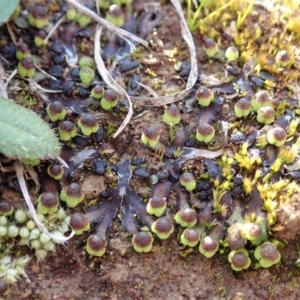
top-left (0, 98), bottom-right (61, 160)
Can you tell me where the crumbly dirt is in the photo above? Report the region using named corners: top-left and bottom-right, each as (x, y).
top-left (2, 1), bottom-right (300, 300)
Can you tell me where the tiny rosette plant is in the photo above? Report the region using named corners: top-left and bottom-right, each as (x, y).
top-left (132, 231), bottom-right (154, 253)
top-left (199, 235), bottom-right (219, 258)
top-left (254, 242), bottom-right (281, 268)
top-left (228, 248), bottom-right (251, 271)
top-left (86, 234), bottom-right (107, 257)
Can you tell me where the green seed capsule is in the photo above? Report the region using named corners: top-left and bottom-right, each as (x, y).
top-left (151, 216), bottom-right (174, 239)
top-left (77, 113), bottom-right (99, 136)
top-left (234, 98), bottom-right (252, 118)
top-left (18, 57), bottom-right (35, 78)
top-left (26, 220), bottom-right (36, 230)
top-left (101, 89), bottom-right (119, 110)
top-left (79, 66), bottom-right (94, 85)
top-left (225, 46), bottom-right (239, 62)
top-left (141, 125), bottom-right (160, 147)
top-left (16, 43), bottom-right (31, 61)
top-left (46, 101), bottom-right (66, 122)
top-left (47, 164), bottom-right (64, 180)
top-left (90, 85), bottom-right (104, 99)
top-left (86, 234), bottom-right (107, 257)
top-left (132, 231), bottom-right (153, 253)
top-left (7, 224), bottom-right (19, 238)
top-left (15, 209), bottom-right (28, 224)
top-left (203, 38), bottom-right (219, 58)
top-left (162, 104), bottom-right (181, 125)
top-left (19, 227), bottom-right (30, 239)
top-left (58, 120), bottom-right (77, 141)
top-left (31, 239), bottom-right (42, 249)
top-left (60, 182), bottom-right (85, 208)
top-left (196, 122), bottom-right (215, 143)
top-left (29, 227), bottom-right (41, 240)
top-left (180, 172), bottom-right (196, 192)
top-left (40, 232), bottom-right (52, 244)
top-left (196, 86), bottom-right (214, 107)
top-left (79, 56), bottom-right (96, 70)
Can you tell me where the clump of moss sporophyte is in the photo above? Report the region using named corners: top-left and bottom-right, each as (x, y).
top-left (180, 172), bottom-right (196, 192)
top-left (34, 30), bottom-right (48, 48)
top-left (37, 192), bottom-right (59, 215)
top-left (69, 213), bottom-right (90, 235)
top-left (234, 97), bottom-right (251, 118)
top-left (199, 235), bottom-right (219, 258)
top-left (151, 216), bottom-right (174, 239)
top-left (267, 127), bottom-right (287, 147)
top-left (228, 249), bottom-right (251, 271)
top-left (101, 88), bottom-right (119, 110)
top-left (195, 86), bottom-right (214, 107)
top-left (254, 242), bottom-right (281, 268)
top-left (17, 57), bottom-right (35, 78)
top-left (60, 182), bottom-right (85, 208)
top-left (257, 106), bottom-right (275, 125)
top-left (203, 38), bottom-right (219, 58)
top-left (180, 227), bottom-right (201, 248)
top-left (141, 125), bottom-right (160, 147)
top-left (58, 120), bottom-right (77, 141)
top-left (174, 208), bottom-right (197, 228)
top-left (77, 113), bottom-right (99, 136)
top-left (132, 231), bottom-right (154, 253)
top-left (78, 56), bottom-right (96, 70)
top-left (106, 4), bottom-right (125, 27)
top-left (196, 122), bottom-right (215, 143)
top-left (225, 46), bottom-right (239, 62)
top-left (146, 196), bottom-right (167, 217)
top-left (79, 67), bottom-right (94, 86)
top-left (91, 85), bottom-right (105, 100)
top-left (162, 104), bottom-right (181, 125)
top-left (28, 5), bottom-right (49, 29)
top-left (251, 90), bottom-right (272, 112)
top-left (47, 163), bottom-right (64, 180)
top-left (86, 235), bottom-right (107, 257)
top-left (16, 43), bottom-right (31, 61)
top-left (46, 101), bottom-right (66, 122)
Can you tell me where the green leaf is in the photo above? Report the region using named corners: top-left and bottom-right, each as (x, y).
top-left (0, 98), bottom-right (61, 160)
top-left (0, 0), bottom-right (19, 24)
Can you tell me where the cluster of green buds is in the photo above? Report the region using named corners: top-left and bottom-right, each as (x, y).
top-left (78, 56), bottom-right (96, 86)
top-left (0, 200), bottom-right (71, 263)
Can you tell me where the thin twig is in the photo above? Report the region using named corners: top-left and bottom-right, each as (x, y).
top-left (94, 25), bottom-right (133, 138)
